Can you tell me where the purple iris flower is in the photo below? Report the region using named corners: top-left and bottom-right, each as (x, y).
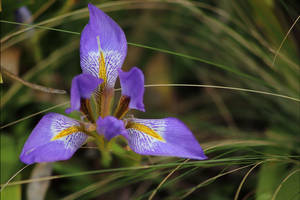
top-left (20, 4), bottom-right (207, 165)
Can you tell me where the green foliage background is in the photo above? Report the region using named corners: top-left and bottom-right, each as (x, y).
top-left (1, 0), bottom-right (299, 199)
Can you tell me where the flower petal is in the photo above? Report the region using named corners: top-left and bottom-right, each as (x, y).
top-left (118, 67), bottom-right (145, 112)
top-left (15, 6), bottom-right (32, 23)
top-left (80, 3), bottom-right (127, 88)
top-left (96, 116), bottom-right (126, 140)
top-left (125, 118), bottom-right (207, 160)
top-left (66, 74), bottom-right (102, 114)
top-left (20, 113), bottom-right (88, 164)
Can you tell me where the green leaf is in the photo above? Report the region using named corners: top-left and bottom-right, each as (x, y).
top-left (0, 135), bottom-right (22, 200)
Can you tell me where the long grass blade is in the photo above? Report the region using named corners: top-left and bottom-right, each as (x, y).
top-left (148, 159), bottom-right (189, 200)
top-left (271, 169), bottom-right (300, 200)
top-left (180, 163), bottom-right (256, 199)
top-left (1, 157), bottom-right (269, 187)
top-left (234, 161), bottom-right (264, 200)
top-left (0, 165), bottom-right (30, 193)
top-left (0, 101), bottom-right (69, 129)
top-left (137, 84), bottom-right (300, 102)
top-left (272, 15), bottom-right (300, 67)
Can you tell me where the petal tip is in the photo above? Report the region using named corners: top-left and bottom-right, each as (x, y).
top-left (130, 103), bottom-right (145, 112)
top-left (88, 3), bottom-right (98, 12)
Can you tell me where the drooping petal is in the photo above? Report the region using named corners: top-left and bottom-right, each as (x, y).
top-left (118, 67), bottom-right (145, 112)
top-left (96, 116), bottom-right (126, 140)
top-left (124, 118), bottom-right (207, 160)
top-left (80, 3), bottom-right (127, 88)
top-left (20, 113), bottom-right (88, 164)
top-left (66, 74), bottom-right (102, 114)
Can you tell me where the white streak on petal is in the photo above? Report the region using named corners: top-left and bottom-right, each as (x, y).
top-left (50, 116), bottom-right (87, 150)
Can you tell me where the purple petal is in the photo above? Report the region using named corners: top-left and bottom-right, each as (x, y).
top-left (20, 113), bottom-right (88, 164)
top-left (118, 67), bottom-right (145, 112)
top-left (66, 74), bottom-right (102, 114)
top-left (96, 116), bottom-right (126, 140)
top-left (125, 118), bottom-right (207, 160)
top-left (15, 6), bottom-right (32, 23)
top-left (80, 3), bottom-right (127, 88)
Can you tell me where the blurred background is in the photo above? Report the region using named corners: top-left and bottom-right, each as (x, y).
top-left (1, 0), bottom-right (299, 199)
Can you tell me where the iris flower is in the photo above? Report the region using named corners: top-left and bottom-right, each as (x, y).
top-left (20, 4), bottom-right (207, 165)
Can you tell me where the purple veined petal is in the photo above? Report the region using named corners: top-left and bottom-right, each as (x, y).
top-left (96, 116), bottom-right (126, 140)
top-left (118, 67), bottom-right (145, 112)
top-left (66, 74), bottom-right (103, 114)
top-left (80, 3), bottom-right (127, 88)
top-left (20, 113), bottom-right (88, 164)
top-left (124, 118), bottom-right (207, 160)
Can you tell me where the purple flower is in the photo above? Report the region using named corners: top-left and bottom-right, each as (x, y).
top-left (15, 6), bottom-right (32, 24)
top-left (20, 3), bottom-right (207, 165)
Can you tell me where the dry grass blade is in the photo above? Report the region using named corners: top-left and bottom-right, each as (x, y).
top-left (1, 67), bottom-right (66, 94)
top-left (148, 159), bottom-right (189, 200)
top-left (234, 161), bottom-right (264, 200)
top-left (180, 164), bottom-right (255, 199)
top-left (271, 169), bottom-right (300, 200)
top-left (0, 165), bottom-right (30, 193)
top-left (1, 39), bottom-right (78, 108)
top-left (272, 15), bottom-right (300, 67)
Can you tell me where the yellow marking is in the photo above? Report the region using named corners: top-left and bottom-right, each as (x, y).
top-left (114, 95), bottom-right (130, 119)
top-left (51, 126), bottom-right (83, 141)
top-left (97, 36), bottom-right (107, 84)
top-left (127, 122), bottom-right (165, 142)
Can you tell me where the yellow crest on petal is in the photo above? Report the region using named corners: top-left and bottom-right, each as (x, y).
top-left (97, 36), bottom-right (107, 85)
top-left (127, 122), bottom-right (166, 142)
top-left (51, 126), bottom-right (84, 141)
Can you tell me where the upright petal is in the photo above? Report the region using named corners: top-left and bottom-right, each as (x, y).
top-left (125, 118), bottom-right (207, 160)
top-left (20, 113), bottom-right (88, 164)
top-left (80, 3), bottom-right (127, 88)
top-left (118, 67), bottom-right (145, 112)
top-left (66, 74), bottom-right (103, 114)
top-left (96, 116), bottom-right (126, 140)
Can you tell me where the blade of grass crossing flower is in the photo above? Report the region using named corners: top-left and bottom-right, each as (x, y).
top-left (2, 22), bottom-right (263, 85)
top-left (127, 42), bottom-right (264, 85)
top-left (141, 84), bottom-right (300, 102)
top-left (0, 20), bottom-right (81, 37)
